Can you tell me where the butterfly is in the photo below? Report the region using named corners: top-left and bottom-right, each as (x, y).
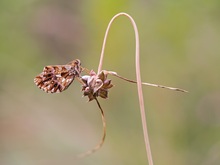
top-left (34, 59), bottom-right (82, 93)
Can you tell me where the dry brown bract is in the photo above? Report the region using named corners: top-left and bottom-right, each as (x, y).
top-left (81, 70), bottom-right (114, 101)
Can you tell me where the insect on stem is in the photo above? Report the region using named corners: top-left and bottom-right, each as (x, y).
top-left (34, 12), bottom-right (187, 164)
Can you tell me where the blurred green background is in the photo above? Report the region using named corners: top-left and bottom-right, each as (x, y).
top-left (1, 0), bottom-right (220, 165)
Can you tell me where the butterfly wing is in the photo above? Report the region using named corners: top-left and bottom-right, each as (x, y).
top-left (34, 65), bottom-right (76, 93)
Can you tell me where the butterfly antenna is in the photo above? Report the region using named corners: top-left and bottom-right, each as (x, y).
top-left (81, 67), bottom-right (91, 74)
top-left (77, 98), bottom-right (106, 158)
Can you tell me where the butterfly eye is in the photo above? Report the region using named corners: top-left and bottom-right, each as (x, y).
top-left (75, 59), bottom-right (81, 65)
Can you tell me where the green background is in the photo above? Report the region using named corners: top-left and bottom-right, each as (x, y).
top-left (1, 1), bottom-right (220, 165)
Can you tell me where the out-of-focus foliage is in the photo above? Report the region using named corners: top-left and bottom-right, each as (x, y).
top-left (1, 0), bottom-right (220, 165)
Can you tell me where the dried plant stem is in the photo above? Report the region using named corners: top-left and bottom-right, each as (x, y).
top-left (97, 13), bottom-right (154, 165)
top-left (112, 73), bottom-right (188, 92)
top-left (77, 98), bottom-right (106, 158)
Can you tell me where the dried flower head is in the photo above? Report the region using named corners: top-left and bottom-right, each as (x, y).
top-left (81, 70), bottom-right (113, 101)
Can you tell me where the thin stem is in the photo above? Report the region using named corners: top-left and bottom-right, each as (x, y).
top-left (97, 13), bottom-right (123, 73)
top-left (112, 73), bottom-right (188, 92)
top-left (97, 13), bottom-right (154, 165)
top-left (77, 98), bottom-right (106, 158)
top-left (131, 14), bottom-right (154, 165)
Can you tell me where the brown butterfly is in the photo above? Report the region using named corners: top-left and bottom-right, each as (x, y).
top-left (34, 59), bottom-right (82, 93)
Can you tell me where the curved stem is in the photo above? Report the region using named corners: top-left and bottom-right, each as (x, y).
top-left (97, 13), bottom-right (154, 165)
top-left (97, 13), bottom-right (123, 73)
top-left (77, 98), bottom-right (106, 158)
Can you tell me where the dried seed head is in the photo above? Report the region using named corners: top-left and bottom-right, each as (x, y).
top-left (81, 70), bottom-right (113, 101)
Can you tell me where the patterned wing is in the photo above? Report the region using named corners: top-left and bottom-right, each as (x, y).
top-left (34, 59), bottom-right (82, 93)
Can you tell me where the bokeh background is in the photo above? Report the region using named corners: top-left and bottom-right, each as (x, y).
top-left (1, 1), bottom-right (220, 165)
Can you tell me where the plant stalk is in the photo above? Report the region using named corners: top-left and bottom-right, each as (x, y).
top-left (97, 12), bottom-right (154, 165)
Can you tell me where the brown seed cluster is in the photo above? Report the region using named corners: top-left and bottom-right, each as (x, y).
top-left (81, 70), bottom-right (113, 101)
